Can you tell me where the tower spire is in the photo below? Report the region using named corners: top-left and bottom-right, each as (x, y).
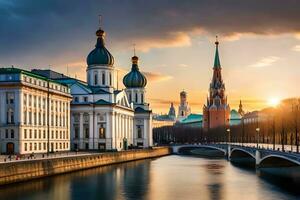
top-left (95, 15), bottom-right (105, 47)
top-left (98, 14), bottom-right (102, 28)
top-left (133, 43), bottom-right (136, 56)
top-left (131, 44), bottom-right (139, 66)
top-left (214, 35), bottom-right (221, 69)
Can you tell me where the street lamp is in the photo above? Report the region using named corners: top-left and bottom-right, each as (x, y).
top-left (226, 128), bottom-right (231, 144)
top-left (256, 127), bottom-right (260, 149)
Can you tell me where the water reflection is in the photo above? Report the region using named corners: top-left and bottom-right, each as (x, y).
top-left (0, 156), bottom-right (299, 200)
top-left (203, 162), bottom-right (224, 200)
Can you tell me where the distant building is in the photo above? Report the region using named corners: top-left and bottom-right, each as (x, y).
top-left (152, 103), bottom-right (176, 128)
top-left (178, 114), bottom-right (203, 127)
top-left (177, 91), bottom-right (191, 121)
top-left (238, 100), bottom-right (245, 116)
top-left (168, 103), bottom-right (176, 120)
top-left (0, 67), bottom-right (72, 154)
top-left (152, 116), bottom-right (175, 128)
top-left (202, 38), bottom-right (230, 131)
top-left (230, 109), bottom-right (242, 126)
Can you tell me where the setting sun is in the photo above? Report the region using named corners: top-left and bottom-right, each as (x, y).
top-left (268, 97), bottom-right (280, 107)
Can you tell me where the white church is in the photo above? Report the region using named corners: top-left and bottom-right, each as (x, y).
top-left (34, 25), bottom-right (153, 151)
top-left (0, 24), bottom-right (153, 154)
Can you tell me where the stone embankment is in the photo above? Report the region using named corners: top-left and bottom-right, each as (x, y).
top-left (0, 147), bottom-right (170, 185)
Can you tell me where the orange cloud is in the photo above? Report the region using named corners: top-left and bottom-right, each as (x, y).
top-left (132, 32), bottom-right (191, 52)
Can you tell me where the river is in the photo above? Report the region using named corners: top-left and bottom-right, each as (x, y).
top-left (0, 155), bottom-right (299, 200)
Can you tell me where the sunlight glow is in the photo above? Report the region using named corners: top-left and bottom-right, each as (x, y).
top-left (268, 97), bottom-right (280, 107)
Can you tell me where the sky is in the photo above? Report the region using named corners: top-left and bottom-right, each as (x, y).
top-left (1, 0), bottom-right (300, 114)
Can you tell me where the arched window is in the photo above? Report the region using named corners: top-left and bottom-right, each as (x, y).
top-left (181, 111), bottom-right (184, 116)
top-left (102, 73), bottom-right (105, 85)
top-left (135, 93), bottom-right (138, 103)
top-left (94, 73), bottom-right (98, 85)
top-left (141, 93), bottom-right (144, 103)
top-left (129, 93), bottom-right (132, 102)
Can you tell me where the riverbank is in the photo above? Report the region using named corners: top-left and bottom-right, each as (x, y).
top-left (0, 147), bottom-right (170, 186)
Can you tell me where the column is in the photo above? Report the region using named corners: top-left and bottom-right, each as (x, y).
top-left (79, 113), bottom-right (83, 149)
top-left (89, 112), bottom-right (93, 149)
top-left (106, 112), bottom-right (111, 149)
top-left (70, 112), bottom-right (74, 139)
top-left (111, 111), bottom-right (115, 149)
top-left (144, 119), bottom-right (148, 147)
top-left (19, 89), bottom-right (23, 125)
top-left (94, 113), bottom-right (98, 149)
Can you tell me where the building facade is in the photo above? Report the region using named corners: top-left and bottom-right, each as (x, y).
top-left (123, 54), bottom-right (153, 148)
top-left (177, 91), bottom-right (191, 121)
top-left (34, 25), bottom-right (153, 151)
top-left (0, 68), bottom-right (72, 154)
top-left (203, 38), bottom-right (230, 131)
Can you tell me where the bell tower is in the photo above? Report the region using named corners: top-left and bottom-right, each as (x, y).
top-left (203, 37), bottom-right (230, 131)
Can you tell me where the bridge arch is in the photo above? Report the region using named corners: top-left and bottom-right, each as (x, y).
top-left (172, 145), bottom-right (226, 157)
top-left (258, 155), bottom-right (300, 168)
top-left (230, 148), bottom-right (256, 168)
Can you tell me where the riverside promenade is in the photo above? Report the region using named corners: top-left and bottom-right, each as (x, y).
top-left (0, 147), bottom-right (170, 186)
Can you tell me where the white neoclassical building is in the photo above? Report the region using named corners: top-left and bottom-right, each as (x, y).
top-left (0, 68), bottom-right (72, 154)
top-left (37, 25), bottom-right (153, 151)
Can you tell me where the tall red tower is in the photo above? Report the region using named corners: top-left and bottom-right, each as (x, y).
top-left (203, 37), bottom-right (230, 131)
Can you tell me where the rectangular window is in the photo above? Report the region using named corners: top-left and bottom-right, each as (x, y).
top-left (23, 94), bottom-right (27, 105)
top-left (5, 129), bottom-right (9, 138)
top-left (6, 92), bottom-right (14, 104)
top-left (43, 113), bottom-right (46, 125)
top-left (24, 111), bottom-right (27, 124)
top-left (29, 130), bottom-right (32, 138)
top-left (24, 143), bottom-right (27, 151)
top-left (24, 129), bottom-right (27, 139)
top-left (10, 130), bottom-right (14, 138)
top-left (99, 124), bottom-right (106, 139)
top-left (29, 112), bottom-right (32, 124)
top-left (34, 130), bottom-right (37, 139)
top-left (33, 113), bottom-right (36, 125)
top-left (137, 126), bottom-right (143, 139)
top-left (85, 127), bottom-right (89, 138)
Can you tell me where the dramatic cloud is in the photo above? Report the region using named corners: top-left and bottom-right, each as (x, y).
top-left (249, 56), bottom-right (280, 68)
top-left (1, 0), bottom-right (300, 65)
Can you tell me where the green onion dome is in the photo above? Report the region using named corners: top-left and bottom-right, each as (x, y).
top-left (87, 28), bottom-right (114, 66)
top-left (123, 56), bottom-right (147, 88)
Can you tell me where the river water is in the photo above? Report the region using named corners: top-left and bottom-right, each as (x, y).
top-left (0, 155), bottom-right (299, 200)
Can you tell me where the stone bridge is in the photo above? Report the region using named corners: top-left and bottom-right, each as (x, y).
top-left (171, 144), bottom-right (300, 168)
